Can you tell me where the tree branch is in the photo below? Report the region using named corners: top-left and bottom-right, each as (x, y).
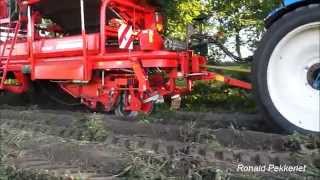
top-left (191, 34), bottom-right (252, 63)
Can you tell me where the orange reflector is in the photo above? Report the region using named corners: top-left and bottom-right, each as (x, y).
top-left (156, 23), bottom-right (164, 33)
top-left (149, 30), bottom-right (154, 43)
top-left (215, 75), bottom-right (225, 82)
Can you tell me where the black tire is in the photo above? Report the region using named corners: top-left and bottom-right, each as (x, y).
top-left (114, 93), bottom-right (154, 120)
top-left (114, 98), bottom-right (139, 120)
top-left (253, 4), bottom-right (320, 134)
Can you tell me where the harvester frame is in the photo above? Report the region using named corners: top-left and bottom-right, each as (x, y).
top-left (0, 0), bottom-right (251, 117)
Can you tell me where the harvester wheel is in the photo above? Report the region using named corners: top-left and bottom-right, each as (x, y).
top-left (253, 4), bottom-right (320, 133)
top-left (115, 92), bottom-right (154, 120)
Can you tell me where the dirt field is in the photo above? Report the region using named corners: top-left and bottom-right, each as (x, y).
top-left (0, 95), bottom-right (319, 179)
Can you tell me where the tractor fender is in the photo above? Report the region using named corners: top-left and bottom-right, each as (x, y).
top-left (265, 0), bottom-right (320, 28)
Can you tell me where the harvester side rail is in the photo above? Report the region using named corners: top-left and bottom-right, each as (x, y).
top-left (80, 0), bottom-right (89, 80)
top-left (0, 0), bottom-right (253, 121)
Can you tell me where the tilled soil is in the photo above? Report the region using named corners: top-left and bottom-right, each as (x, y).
top-left (0, 105), bottom-right (319, 180)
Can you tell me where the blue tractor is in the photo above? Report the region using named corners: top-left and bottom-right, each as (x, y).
top-left (254, 0), bottom-right (320, 133)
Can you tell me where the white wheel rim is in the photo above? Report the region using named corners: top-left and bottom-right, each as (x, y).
top-left (268, 22), bottom-right (320, 132)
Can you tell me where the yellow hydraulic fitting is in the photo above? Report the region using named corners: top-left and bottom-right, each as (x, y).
top-left (4, 79), bottom-right (19, 86)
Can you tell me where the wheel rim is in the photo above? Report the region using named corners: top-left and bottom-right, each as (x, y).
top-left (307, 63), bottom-right (320, 90)
top-left (116, 93), bottom-right (139, 118)
top-left (116, 92), bottom-right (154, 119)
top-left (268, 22), bottom-right (320, 132)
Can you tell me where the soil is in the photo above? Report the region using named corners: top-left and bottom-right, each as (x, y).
top-left (0, 95), bottom-right (319, 180)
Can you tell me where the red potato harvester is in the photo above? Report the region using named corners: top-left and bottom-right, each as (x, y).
top-left (0, 0), bottom-right (251, 118)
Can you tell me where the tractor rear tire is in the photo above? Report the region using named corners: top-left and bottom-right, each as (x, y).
top-left (253, 4), bottom-right (320, 133)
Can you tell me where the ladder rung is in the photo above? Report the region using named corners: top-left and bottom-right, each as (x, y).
top-left (0, 18), bottom-right (10, 24)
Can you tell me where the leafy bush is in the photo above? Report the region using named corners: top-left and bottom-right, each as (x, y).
top-left (78, 113), bottom-right (109, 142)
top-left (182, 81), bottom-right (256, 112)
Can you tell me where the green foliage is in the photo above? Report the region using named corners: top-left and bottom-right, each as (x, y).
top-left (164, 0), bottom-right (280, 61)
top-left (182, 81), bottom-right (256, 112)
top-left (78, 113), bottom-right (109, 142)
top-left (120, 150), bottom-right (170, 180)
top-left (1, 168), bottom-right (60, 180)
top-left (120, 149), bottom-right (222, 180)
top-left (208, 0), bottom-right (279, 57)
top-left (164, 0), bottom-right (211, 40)
top-left (287, 133), bottom-right (320, 151)
top-left (210, 0), bottom-right (279, 31)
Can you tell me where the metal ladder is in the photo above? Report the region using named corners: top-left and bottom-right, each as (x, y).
top-left (0, 20), bottom-right (20, 89)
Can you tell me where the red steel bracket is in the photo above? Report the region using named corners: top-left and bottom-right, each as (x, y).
top-left (131, 57), bottom-right (149, 92)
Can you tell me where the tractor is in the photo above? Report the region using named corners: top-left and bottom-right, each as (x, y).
top-left (254, 0), bottom-right (320, 133)
top-left (0, 0), bottom-right (318, 134)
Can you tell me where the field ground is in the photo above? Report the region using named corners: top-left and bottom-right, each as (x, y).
top-left (0, 94), bottom-right (319, 180)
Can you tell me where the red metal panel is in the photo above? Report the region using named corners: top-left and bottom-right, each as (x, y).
top-left (93, 59), bottom-right (178, 69)
top-left (34, 34), bottom-right (99, 57)
top-left (1, 42), bottom-right (28, 56)
top-left (0, 17), bottom-right (9, 24)
top-left (139, 30), bottom-right (163, 51)
top-left (0, 0), bottom-right (8, 19)
top-left (34, 57), bottom-right (84, 80)
top-left (1, 34), bottom-right (99, 57)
